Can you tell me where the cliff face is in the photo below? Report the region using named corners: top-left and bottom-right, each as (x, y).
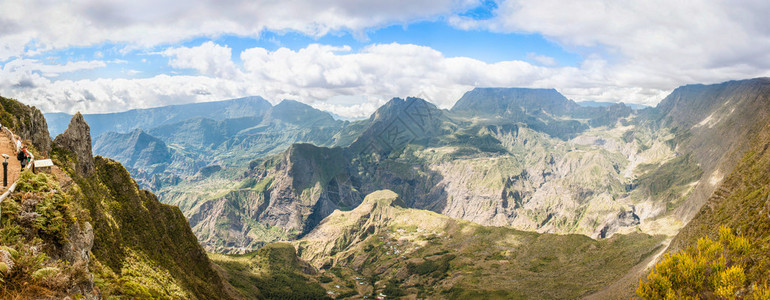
top-left (650, 78), bottom-right (770, 222)
top-left (188, 92), bottom-right (686, 251)
top-left (188, 143), bottom-right (362, 253)
top-left (668, 121), bottom-right (770, 281)
top-left (0, 96), bottom-right (51, 155)
top-left (69, 156), bottom-right (236, 299)
top-left (1, 96), bottom-right (237, 299)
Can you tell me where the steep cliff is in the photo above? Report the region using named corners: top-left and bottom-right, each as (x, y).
top-left (188, 91), bottom-right (687, 251)
top-left (0, 96), bottom-right (51, 155)
top-left (187, 143), bottom-right (362, 253)
top-left (668, 121), bottom-right (770, 282)
top-left (649, 78), bottom-right (770, 221)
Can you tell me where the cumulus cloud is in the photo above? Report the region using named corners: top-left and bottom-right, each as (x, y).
top-left (453, 0), bottom-right (770, 90)
top-left (0, 42), bottom-right (674, 118)
top-left (162, 42), bottom-right (240, 79)
top-left (2, 59), bottom-right (106, 77)
top-left (526, 53), bottom-right (557, 67)
top-left (0, 0), bottom-right (479, 61)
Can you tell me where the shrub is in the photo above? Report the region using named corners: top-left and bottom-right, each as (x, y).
top-left (12, 172), bottom-right (75, 245)
top-left (637, 226), bottom-right (760, 299)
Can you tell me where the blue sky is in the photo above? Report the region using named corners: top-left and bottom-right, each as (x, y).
top-left (42, 21), bottom-right (581, 82)
top-left (1, 0), bottom-right (770, 117)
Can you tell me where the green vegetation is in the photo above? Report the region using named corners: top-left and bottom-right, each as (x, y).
top-left (662, 124), bottom-right (770, 299)
top-left (0, 96), bottom-right (33, 133)
top-left (209, 243), bottom-right (329, 299)
top-left (638, 227), bottom-right (768, 299)
top-left (297, 190), bottom-right (666, 299)
top-left (47, 147), bottom-right (233, 299)
top-left (0, 170), bottom-right (91, 298)
top-left (634, 154), bottom-right (703, 210)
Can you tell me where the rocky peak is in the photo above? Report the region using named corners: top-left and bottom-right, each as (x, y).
top-left (54, 112), bottom-right (94, 175)
top-left (266, 99), bottom-right (337, 126)
top-left (451, 87), bottom-right (577, 117)
top-left (349, 97), bottom-right (446, 154)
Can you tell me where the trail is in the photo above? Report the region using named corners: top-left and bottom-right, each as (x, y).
top-left (0, 131), bottom-right (23, 192)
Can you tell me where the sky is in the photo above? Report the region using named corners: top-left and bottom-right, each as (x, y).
top-left (2, 0), bottom-right (770, 119)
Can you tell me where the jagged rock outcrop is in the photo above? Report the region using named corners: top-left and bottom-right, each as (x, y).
top-left (60, 222), bottom-right (96, 296)
top-left (54, 112), bottom-right (94, 175)
top-left (189, 92), bottom-right (676, 250)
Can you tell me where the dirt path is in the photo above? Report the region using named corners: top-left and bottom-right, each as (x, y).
top-left (0, 132), bottom-right (23, 192)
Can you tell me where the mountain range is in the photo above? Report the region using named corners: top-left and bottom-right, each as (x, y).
top-left (16, 77), bottom-right (769, 298)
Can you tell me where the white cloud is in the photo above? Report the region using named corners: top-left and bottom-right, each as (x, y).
top-left (1, 58), bottom-right (106, 77)
top-left (0, 0), bottom-right (479, 61)
top-left (526, 53), bottom-right (557, 66)
top-left (2, 0), bottom-right (770, 117)
top-left (0, 42), bottom-right (678, 118)
top-left (162, 42), bottom-right (240, 79)
top-left (455, 0), bottom-right (770, 90)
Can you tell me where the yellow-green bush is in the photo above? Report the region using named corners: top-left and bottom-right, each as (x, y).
top-left (637, 226), bottom-right (762, 299)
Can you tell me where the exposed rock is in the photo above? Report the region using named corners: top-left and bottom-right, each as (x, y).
top-left (19, 106), bottom-right (52, 155)
top-left (61, 222), bottom-right (95, 297)
top-left (62, 222), bottom-right (94, 265)
top-left (0, 96), bottom-right (51, 155)
top-left (54, 112), bottom-right (94, 175)
top-left (188, 143), bottom-right (363, 253)
top-left (653, 78), bottom-right (770, 221)
top-left (595, 209), bottom-right (641, 239)
top-left (0, 249), bottom-right (14, 273)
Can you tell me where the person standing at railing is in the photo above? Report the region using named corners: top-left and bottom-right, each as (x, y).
top-left (17, 146), bottom-right (29, 168)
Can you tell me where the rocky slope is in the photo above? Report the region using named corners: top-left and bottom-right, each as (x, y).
top-left (185, 143), bottom-right (363, 253)
top-left (0, 96), bottom-right (51, 154)
top-left (648, 78), bottom-right (770, 222)
top-left (668, 120), bottom-right (770, 282)
top-left (608, 109), bottom-right (770, 299)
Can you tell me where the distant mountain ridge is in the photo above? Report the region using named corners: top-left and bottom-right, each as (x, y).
top-left (45, 96), bottom-right (272, 138)
top-left (577, 100), bottom-right (649, 110)
top-left (87, 98), bottom-right (349, 191)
